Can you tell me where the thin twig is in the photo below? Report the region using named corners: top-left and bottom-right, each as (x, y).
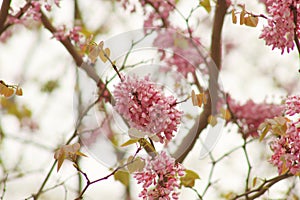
top-left (0, 174), bottom-right (8, 200)
top-left (232, 173), bottom-right (293, 200)
top-left (75, 147), bottom-right (142, 199)
top-left (242, 138), bottom-right (252, 199)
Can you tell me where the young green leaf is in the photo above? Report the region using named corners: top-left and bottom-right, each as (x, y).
top-left (259, 123), bottom-right (270, 142)
top-left (114, 170), bottom-right (130, 186)
top-left (120, 139), bottom-right (139, 147)
top-left (54, 143), bottom-right (87, 172)
top-left (200, 0), bottom-right (211, 13)
top-left (180, 169), bottom-right (200, 187)
top-left (231, 10), bottom-right (237, 24)
top-left (208, 115), bottom-right (217, 127)
top-left (127, 156), bottom-right (145, 173)
top-left (244, 16), bottom-right (258, 27)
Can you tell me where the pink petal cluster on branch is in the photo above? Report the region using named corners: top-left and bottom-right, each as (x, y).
top-left (285, 95), bottom-right (300, 116)
top-left (153, 29), bottom-right (204, 78)
top-left (53, 25), bottom-right (84, 46)
top-left (259, 0), bottom-right (300, 54)
top-left (118, 0), bottom-right (175, 28)
top-left (113, 75), bottom-right (182, 143)
top-left (8, 0), bottom-right (60, 23)
top-left (227, 95), bottom-right (285, 138)
top-left (270, 119), bottom-right (300, 175)
top-left (134, 151), bottom-right (184, 200)
top-left (270, 95), bottom-right (300, 175)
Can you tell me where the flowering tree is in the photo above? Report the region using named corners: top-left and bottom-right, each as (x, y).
top-left (0, 0), bottom-right (299, 199)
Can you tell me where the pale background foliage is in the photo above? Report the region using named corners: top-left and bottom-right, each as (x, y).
top-left (0, 0), bottom-right (299, 199)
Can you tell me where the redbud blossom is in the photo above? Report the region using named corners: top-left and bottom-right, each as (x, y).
top-left (227, 96), bottom-right (284, 138)
top-left (260, 0), bottom-right (300, 54)
top-left (153, 29), bottom-right (204, 78)
top-left (113, 75), bottom-right (182, 143)
top-left (270, 119), bottom-right (300, 175)
top-left (134, 151), bottom-right (184, 200)
top-left (285, 95), bottom-right (300, 116)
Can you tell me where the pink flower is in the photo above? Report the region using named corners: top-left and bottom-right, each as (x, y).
top-left (270, 119), bottom-right (300, 175)
top-left (285, 95), bottom-right (300, 116)
top-left (259, 0), bottom-right (299, 54)
top-left (26, 1), bottom-right (42, 21)
top-left (52, 25), bottom-right (84, 46)
top-left (227, 95), bottom-right (285, 138)
top-left (153, 29), bottom-right (204, 78)
top-left (118, 0), bottom-right (175, 28)
top-left (134, 151), bottom-right (184, 200)
top-left (113, 75), bottom-right (182, 143)
top-left (53, 25), bottom-right (67, 41)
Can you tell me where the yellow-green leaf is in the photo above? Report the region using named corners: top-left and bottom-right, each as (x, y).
top-left (15, 87), bottom-right (23, 96)
top-left (208, 115), bottom-right (217, 127)
top-left (240, 9), bottom-right (245, 25)
top-left (221, 108), bottom-right (231, 121)
top-left (200, 0), bottom-right (211, 13)
top-left (281, 159), bottom-right (289, 175)
top-left (180, 169), bottom-right (200, 187)
top-left (99, 48), bottom-right (110, 63)
top-left (231, 10), bottom-right (237, 24)
top-left (138, 138), bottom-right (157, 155)
top-left (54, 149), bottom-right (65, 172)
top-left (75, 151), bottom-right (88, 157)
top-left (244, 16), bottom-right (258, 27)
top-left (114, 170), bottom-right (130, 186)
top-left (259, 123), bottom-right (270, 142)
top-left (120, 139), bottom-right (139, 147)
top-left (54, 143), bottom-right (86, 172)
top-left (127, 156), bottom-right (145, 173)
top-left (252, 177), bottom-right (257, 187)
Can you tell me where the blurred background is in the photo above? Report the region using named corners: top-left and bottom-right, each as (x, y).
top-left (0, 0), bottom-right (299, 199)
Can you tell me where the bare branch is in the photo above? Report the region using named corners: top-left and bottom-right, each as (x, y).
top-left (0, 0), bottom-right (11, 34)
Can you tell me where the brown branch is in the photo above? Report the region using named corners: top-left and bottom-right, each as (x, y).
top-left (232, 173), bottom-right (293, 200)
top-left (174, 99), bottom-right (211, 163)
top-left (211, 0), bottom-right (228, 70)
top-left (40, 12), bottom-right (112, 101)
top-left (0, 2), bottom-right (31, 35)
top-left (173, 0), bottom-right (228, 163)
top-left (40, 12), bottom-right (83, 67)
top-left (291, 6), bottom-right (300, 62)
top-left (75, 147), bottom-right (142, 199)
top-left (40, 12), bottom-right (98, 82)
top-left (0, 0), bottom-right (11, 34)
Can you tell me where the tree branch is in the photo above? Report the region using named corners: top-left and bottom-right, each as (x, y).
top-left (211, 0), bottom-right (228, 70)
top-left (173, 0), bottom-right (228, 163)
top-left (40, 12), bottom-right (112, 101)
top-left (0, 1), bottom-right (31, 35)
top-left (232, 173), bottom-right (293, 200)
top-left (0, 0), bottom-right (11, 34)
top-left (174, 99), bottom-right (211, 163)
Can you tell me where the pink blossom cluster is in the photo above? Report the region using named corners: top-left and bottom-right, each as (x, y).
top-left (270, 119), bottom-right (300, 175)
top-left (270, 95), bottom-right (300, 175)
top-left (8, 0), bottom-right (60, 24)
top-left (118, 0), bottom-right (175, 28)
top-left (52, 25), bottom-right (84, 45)
top-left (285, 95), bottom-right (300, 116)
top-left (134, 151), bottom-right (184, 200)
top-left (113, 75), bottom-right (182, 143)
top-left (260, 0), bottom-right (300, 54)
top-left (227, 95), bottom-right (285, 138)
top-left (153, 29), bottom-right (204, 78)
